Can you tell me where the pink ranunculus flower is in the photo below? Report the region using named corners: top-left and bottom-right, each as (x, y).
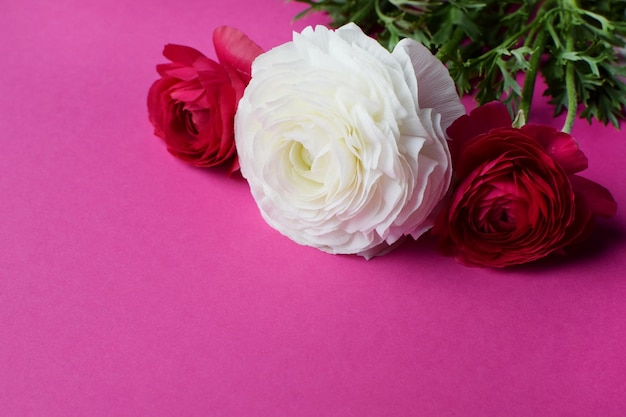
top-left (147, 26), bottom-right (262, 170)
top-left (434, 101), bottom-right (617, 267)
top-left (235, 23), bottom-right (465, 258)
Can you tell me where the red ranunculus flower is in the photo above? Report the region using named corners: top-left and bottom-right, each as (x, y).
top-left (434, 101), bottom-right (617, 267)
top-left (147, 26), bottom-right (262, 170)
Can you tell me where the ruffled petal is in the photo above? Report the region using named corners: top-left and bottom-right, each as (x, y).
top-left (521, 124), bottom-right (588, 174)
top-left (392, 38), bottom-right (466, 132)
top-left (569, 175), bottom-right (617, 218)
top-left (213, 26), bottom-right (263, 80)
top-left (162, 44), bottom-right (206, 67)
top-left (446, 101), bottom-right (512, 159)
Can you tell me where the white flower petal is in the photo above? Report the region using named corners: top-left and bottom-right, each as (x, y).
top-left (393, 38), bottom-right (466, 131)
top-left (235, 24), bottom-right (465, 257)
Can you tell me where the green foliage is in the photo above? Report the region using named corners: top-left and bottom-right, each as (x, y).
top-left (293, 0), bottom-right (626, 130)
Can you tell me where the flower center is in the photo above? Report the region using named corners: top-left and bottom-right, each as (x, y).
top-left (290, 142), bottom-right (312, 171)
top-left (184, 109), bottom-right (199, 135)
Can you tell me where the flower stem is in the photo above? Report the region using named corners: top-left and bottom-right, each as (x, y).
top-left (562, 56), bottom-right (577, 133)
top-left (435, 27), bottom-right (466, 61)
top-left (353, 0), bottom-right (376, 24)
top-left (561, 0), bottom-right (578, 133)
top-left (520, 28), bottom-right (547, 122)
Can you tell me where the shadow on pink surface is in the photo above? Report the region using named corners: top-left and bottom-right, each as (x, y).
top-left (506, 218), bottom-right (626, 274)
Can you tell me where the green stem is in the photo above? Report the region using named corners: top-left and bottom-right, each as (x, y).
top-left (520, 28), bottom-right (548, 121)
top-left (352, 0), bottom-right (376, 24)
top-left (561, 0), bottom-right (579, 133)
top-left (563, 57), bottom-right (577, 133)
top-left (374, 0), bottom-right (400, 48)
top-left (435, 27), bottom-right (466, 61)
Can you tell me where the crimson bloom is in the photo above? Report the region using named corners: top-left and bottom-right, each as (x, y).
top-left (147, 26), bottom-right (263, 170)
top-left (434, 102), bottom-right (617, 267)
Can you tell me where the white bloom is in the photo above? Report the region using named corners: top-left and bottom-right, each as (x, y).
top-left (235, 23), bottom-right (465, 258)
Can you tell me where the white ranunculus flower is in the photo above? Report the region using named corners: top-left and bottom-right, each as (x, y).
top-left (235, 23), bottom-right (465, 258)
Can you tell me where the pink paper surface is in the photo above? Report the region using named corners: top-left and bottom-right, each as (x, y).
top-left (1, 1), bottom-right (625, 416)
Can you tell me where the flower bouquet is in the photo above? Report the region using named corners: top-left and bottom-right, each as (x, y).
top-left (146, 2), bottom-right (621, 268)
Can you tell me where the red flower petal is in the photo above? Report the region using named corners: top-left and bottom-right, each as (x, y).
top-left (446, 101), bottom-right (512, 159)
top-left (162, 44), bottom-right (206, 67)
top-left (569, 175), bottom-right (618, 218)
top-left (521, 124), bottom-right (588, 174)
top-left (213, 26), bottom-right (263, 81)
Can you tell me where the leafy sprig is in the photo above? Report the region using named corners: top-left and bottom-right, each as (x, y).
top-left (293, 0), bottom-right (626, 131)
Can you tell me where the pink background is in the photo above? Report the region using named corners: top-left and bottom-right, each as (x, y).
top-left (1, 0), bottom-right (625, 416)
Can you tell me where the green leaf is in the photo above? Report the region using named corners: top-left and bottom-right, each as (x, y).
top-left (290, 0), bottom-right (626, 129)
